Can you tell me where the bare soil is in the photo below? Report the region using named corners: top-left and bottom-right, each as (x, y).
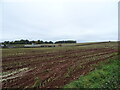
top-left (2, 47), bottom-right (118, 88)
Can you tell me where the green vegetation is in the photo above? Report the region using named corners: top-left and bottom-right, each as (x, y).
top-left (64, 66), bottom-right (76, 78)
top-left (1, 39), bottom-right (77, 45)
top-left (2, 39), bottom-right (53, 44)
top-left (55, 40), bottom-right (76, 44)
top-left (32, 77), bottom-right (42, 88)
top-left (64, 56), bottom-right (119, 88)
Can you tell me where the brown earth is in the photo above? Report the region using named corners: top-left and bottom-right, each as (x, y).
top-left (2, 47), bottom-right (118, 88)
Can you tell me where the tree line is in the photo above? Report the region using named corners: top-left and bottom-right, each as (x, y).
top-left (55, 40), bottom-right (76, 44)
top-left (2, 39), bottom-right (77, 44)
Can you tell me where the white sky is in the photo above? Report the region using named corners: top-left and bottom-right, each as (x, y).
top-left (0, 0), bottom-right (119, 43)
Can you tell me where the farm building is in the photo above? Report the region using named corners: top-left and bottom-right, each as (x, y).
top-left (0, 44), bottom-right (5, 48)
top-left (24, 43), bottom-right (55, 48)
top-left (0, 44), bottom-right (8, 48)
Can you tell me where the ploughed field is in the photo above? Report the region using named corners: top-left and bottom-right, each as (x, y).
top-left (1, 42), bottom-right (118, 88)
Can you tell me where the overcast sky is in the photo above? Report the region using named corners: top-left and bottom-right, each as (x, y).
top-left (0, 0), bottom-right (119, 43)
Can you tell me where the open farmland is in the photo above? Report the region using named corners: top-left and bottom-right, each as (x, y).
top-left (1, 42), bottom-right (118, 88)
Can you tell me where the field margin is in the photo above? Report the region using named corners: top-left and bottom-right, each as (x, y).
top-left (64, 56), bottom-right (119, 88)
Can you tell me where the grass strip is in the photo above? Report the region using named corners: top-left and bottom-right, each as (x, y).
top-left (64, 56), bottom-right (119, 88)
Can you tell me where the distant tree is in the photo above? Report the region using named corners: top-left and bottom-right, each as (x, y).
top-left (37, 40), bottom-right (41, 44)
top-left (4, 41), bottom-right (10, 44)
top-left (25, 40), bottom-right (30, 44)
top-left (2, 39), bottom-right (76, 45)
top-left (49, 41), bottom-right (53, 44)
top-left (40, 40), bottom-right (44, 44)
top-left (31, 41), bottom-right (36, 44)
top-left (55, 40), bottom-right (76, 44)
top-left (44, 41), bottom-right (48, 44)
top-left (36, 40), bottom-right (44, 44)
top-left (10, 41), bottom-right (14, 44)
